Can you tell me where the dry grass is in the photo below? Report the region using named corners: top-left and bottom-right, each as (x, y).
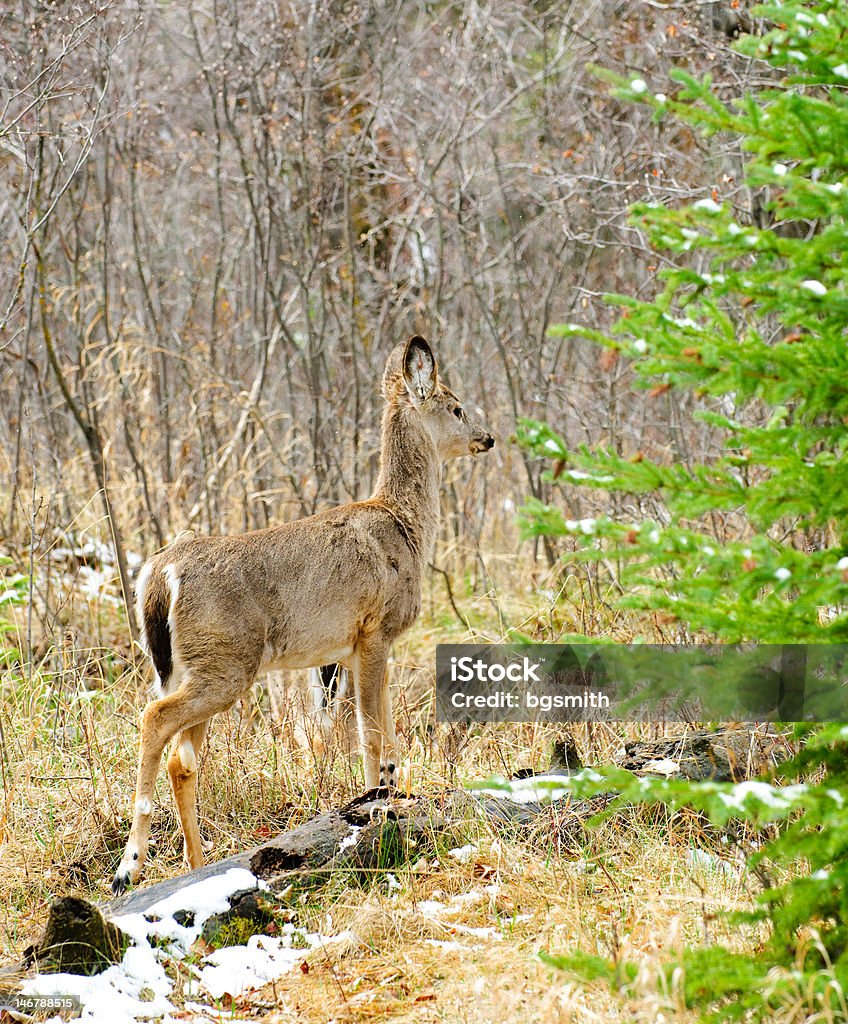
top-left (0, 542), bottom-right (798, 1021)
top-left (193, 821), bottom-right (763, 1024)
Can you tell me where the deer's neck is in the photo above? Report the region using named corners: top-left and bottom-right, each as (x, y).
top-left (372, 402), bottom-right (440, 558)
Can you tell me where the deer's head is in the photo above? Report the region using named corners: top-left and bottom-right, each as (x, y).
top-left (384, 336), bottom-right (495, 460)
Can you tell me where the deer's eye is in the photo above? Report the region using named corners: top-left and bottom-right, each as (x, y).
top-left (453, 407), bottom-right (463, 419)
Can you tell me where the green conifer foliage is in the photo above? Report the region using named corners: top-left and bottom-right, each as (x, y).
top-left (516, 4), bottom-right (848, 1017)
top-left (519, 0), bottom-right (848, 643)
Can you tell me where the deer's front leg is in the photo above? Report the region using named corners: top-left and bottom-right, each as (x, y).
top-left (377, 665), bottom-right (398, 788)
top-left (353, 643), bottom-right (398, 790)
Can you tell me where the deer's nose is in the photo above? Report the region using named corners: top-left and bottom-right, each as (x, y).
top-left (482, 434), bottom-right (495, 450)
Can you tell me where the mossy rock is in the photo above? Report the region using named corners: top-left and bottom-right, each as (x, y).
top-left (201, 889), bottom-right (276, 947)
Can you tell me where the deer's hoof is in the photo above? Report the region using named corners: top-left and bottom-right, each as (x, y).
top-left (111, 869), bottom-right (131, 896)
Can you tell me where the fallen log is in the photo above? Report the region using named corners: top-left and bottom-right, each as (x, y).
top-left (106, 789), bottom-right (451, 918)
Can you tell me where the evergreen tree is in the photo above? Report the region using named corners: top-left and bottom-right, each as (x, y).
top-left (519, 0), bottom-right (848, 643)
top-left (515, 3), bottom-right (848, 1017)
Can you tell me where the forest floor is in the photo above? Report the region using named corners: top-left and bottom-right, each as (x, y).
top-left (0, 548), bottom-right (789, 1023)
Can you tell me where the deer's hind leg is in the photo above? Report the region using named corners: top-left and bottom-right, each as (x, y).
top-left (112, 663), bottom-right (256, 895)
top-left (167, 720), bottom-right (210, 871)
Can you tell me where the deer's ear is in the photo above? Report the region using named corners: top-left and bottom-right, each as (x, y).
top-left (403, 336), bottom-right (437, 403)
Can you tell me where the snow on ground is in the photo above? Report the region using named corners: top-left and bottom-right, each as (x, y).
top-left (46, 538), bottom-right (144, 607)
top-left (198, 927), bottom-right (355, 1001)
top-left (474, 772), bottom-right (583, 803)
top-left (21, 946), bottom-right (174, 1023)
top-left (447, 843), bottom-right (478, 863)
top-left (337, 824), bottom-right (362, 853)
top-left (685, 848), bottom-right (744, 879)
top-left (21, 867), bottom-right (352, 1023)
top-left (413, 885), bottom-right (505, 943)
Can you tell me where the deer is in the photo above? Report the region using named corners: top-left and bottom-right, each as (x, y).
top-left (297, 664), bottom-right (356, 755)
top-left (112, 336), bottom-right (494, 894)
top-left (266, 663), bottom-right (356, 757)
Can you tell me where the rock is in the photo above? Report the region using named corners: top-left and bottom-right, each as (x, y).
top-left (620, 731), bottom-right (743, 782)
top-left (201, 889), bottom-right (277, 945)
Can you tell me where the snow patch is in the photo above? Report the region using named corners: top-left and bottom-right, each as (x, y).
top-left (21, 867), bottom-right (353, 1022)
top-left (716, 781), bottom-right (807, 813)
top-left (641, 758), bottom-right (680, 776)
top-left (448, 843), bottom-right (478, 863)
top-left (199, 928), bottom-right (348, 1000)
top-left (564, 517), bottom-right (598, 534)
top-left (686, 848), bottom-right (741, 878)
top-left (476, 770), bottom-right (600, 805)
top-left (338, 825), bottom-right (362, 854)
top-left (22, 947), bottom-right (174, 1023)
top-left (77, 567), bottom-right (119, 604)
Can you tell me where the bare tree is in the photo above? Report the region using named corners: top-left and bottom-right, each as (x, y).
top-left (0, 0), bottom-right (766, 652)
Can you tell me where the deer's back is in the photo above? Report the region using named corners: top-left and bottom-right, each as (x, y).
top-left (140, 502), bottom-right (421, 675)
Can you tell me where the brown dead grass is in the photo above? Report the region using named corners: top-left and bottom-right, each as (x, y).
top-left (0, 545), bottom-right (796, 1022)
top-left (214, 822), bottom-right (762, 1023)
